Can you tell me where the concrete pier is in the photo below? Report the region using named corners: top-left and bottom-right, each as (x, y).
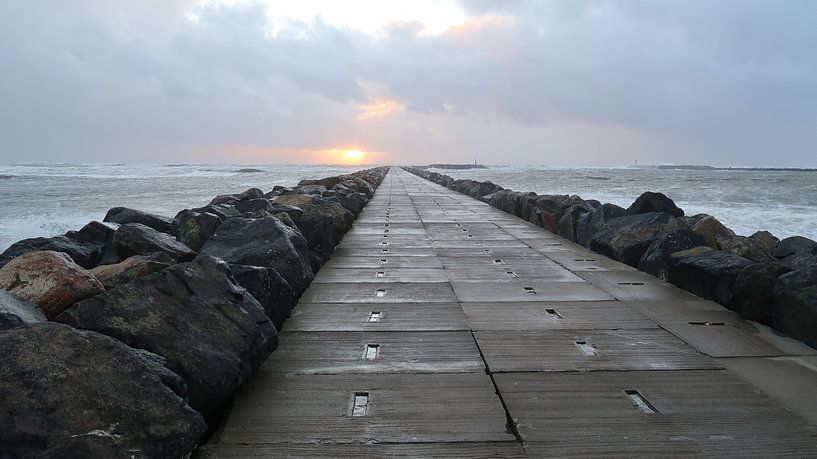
top-left (202, 168), bottom-right (817, 457)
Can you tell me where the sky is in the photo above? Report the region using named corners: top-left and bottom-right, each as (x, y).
top-left (0, 0), bottom-right (815, 167)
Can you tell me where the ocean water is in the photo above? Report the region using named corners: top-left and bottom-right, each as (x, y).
top-left (0, 164), bottom-right (361, 251)
top-left (1, 164), bottom-right (815, 252)
top-left (431, 166), bottom-right (817, 241)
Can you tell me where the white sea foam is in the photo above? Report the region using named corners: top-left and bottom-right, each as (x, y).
top-left (0, 164), bottom-right (361, 251)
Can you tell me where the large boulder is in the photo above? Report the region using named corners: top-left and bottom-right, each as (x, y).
top-left (0, 323), bottom-right (206, 458)
top-left (67, 221), bottom-right (120, 265)
top-left (0, 251), bottom-right (105, 319)
top-left (235, 198), bottom-right (275, 214)
top-left (103, 207), bottom-right (178, 236)
top-left (177, 210), bottom-right (222, 251)
top-left (91, 253), bottom-right (175, 289)
top-left (0, 290), bottom-right (46, 330)
top-left (209, 188), bottom-right (264, 206)
top-left (575, 203), bottom-right (627, 247)
top-left (717, 235), bottom-right (776, 263)
top-left (626, 191), bottom-right (684, 217)
top-left (339, 192), bottom-right (369, 216)
top-left (56, 256), bottom-right (277, 423)
top-left (0, 235), bottom-right (103, 269)
top-left (230, 264), bottom-right (296, 329)
top-left (199, 217), bottom-right (314, 293)
top-left (773, 267), bottom-right (817, 348)
top-left (666, 247), bottom-right (753, 305)
top-left (691, 216), bottom-right (735, 249)
top-left (190, 203), bottom-right (240, 221)
top-left (749, 231), bottom-right (780, 254)
top-left (772, 236), bottom-right (817, 259)
top-left (558, 204), bottom-right (593, 242)
top-left (112, 223), bottom-right (196, 262)
top-left (296, 184), bottom-right (328, 195)
top-left (773, 236), bottom-right (817, 270)
top-left (531, 196), bottom-right (567, 233)
top-left (489, 190), bottom-right (522, 215)
top-left (589, 212), bottom-right (684, 267)
top-left (274, 195), bottom-right (354, 262)
top-left (638, 228), bottom-right (707, 279)
top-left (731, 262), bottom-right (792, 326)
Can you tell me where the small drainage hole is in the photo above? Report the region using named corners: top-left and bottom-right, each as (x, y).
top-left (375, 289), bottom-right (386, 297)
top-left (352, 392), bottom-right (370, 417)
top-left (575, 341), bottom-right (598, 356)
top-left (624, 390), bottom-right (658, 414)
top-left (376, 272), bottom-right (385, 278)
top-left (617, 282), bottom-right (645, 286)
top-left (545, 308), bottom-right (563, 319)
top-left (688, 321), bottom-right (725, 326)
top-left (364, 344), bottom-right (380, 360)
top-left (523, 287), bottom-right (536, 295)
top-left (368, 312), bottom-right (382, 322)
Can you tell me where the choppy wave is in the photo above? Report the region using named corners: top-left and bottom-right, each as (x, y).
top-left (431, 165), bottom-right (817, 240)
top-left (0, 163), bottom-right (361, 251)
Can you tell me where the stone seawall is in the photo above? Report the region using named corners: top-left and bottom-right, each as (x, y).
top-left (403, 166), bottom-right (817, 350)
top-left (0, 167), bottom-right (388, 457)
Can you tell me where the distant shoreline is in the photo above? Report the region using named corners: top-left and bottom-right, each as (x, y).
top-left (636, 165), bottom-right (817, 172)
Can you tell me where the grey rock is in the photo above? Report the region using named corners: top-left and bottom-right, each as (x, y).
top-left (230, 264), bottom-right (296, 329)
top-left (589, 212), bottom-right (683, 267)
top-left (0, 235), bottom-right (104, 269)
top-left (0, 322), bottom-right (206, 458)
top-left (732, 262), bottom-right (792, 326)
top-left (177, 210), bottom-right (222, 251)
top-left (639, 228), bottom-right (707, 279)
top-left (103, 207), bottom-right (178, 236)
top-left (773, 267), bottom-right (817, 348)
top-left (56, 256), bottom-right (277, 423)
top-left (112, 223), bottom-right (196, 262)
top-left (626, 191), bottom-right (684, 217)
top-left (199, 216), bottom-right (314, 293)
top-left (667, 247), bottom-right (753, 305)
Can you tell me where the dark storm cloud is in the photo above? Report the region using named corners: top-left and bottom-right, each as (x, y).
top-left (0, 0), bottom-right (814, 165)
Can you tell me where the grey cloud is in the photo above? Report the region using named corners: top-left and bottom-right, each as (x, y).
top-left (0, 1), bottom-right (815, 166)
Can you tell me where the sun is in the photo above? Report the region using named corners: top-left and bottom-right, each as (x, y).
top-left (324, 148), bottom-right (369, 165)
top-left (343, 149), bottom-right (365, 162)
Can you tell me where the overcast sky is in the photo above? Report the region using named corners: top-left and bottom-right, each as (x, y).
top-left (1, 0), bottom-right (815, 166)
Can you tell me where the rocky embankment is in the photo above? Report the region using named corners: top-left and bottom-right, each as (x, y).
top-left (403, 167), bottom-right (817, 349)
top-left (0, 167), bottom-right (387, 457)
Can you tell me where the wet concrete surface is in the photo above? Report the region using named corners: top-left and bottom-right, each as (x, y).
top-left (205, 168), bottom-right (817, 456)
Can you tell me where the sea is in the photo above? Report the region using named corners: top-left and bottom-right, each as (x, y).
top-left (430, 165), bottom-right (817, 242)
top-left (1, 163), bottom-right (815, 252)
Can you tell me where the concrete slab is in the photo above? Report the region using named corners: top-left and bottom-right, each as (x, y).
top-left (475, 329), bottom-right (718, 372)
top-left (444, 265), bottom-right (584, 283)
top-left (461, 301), bottom-right (657, 331)
top-left (322, 256), bottom-right (443, 269)
top-left (330, 247), bottom-right (438, 257)
top-left (263, 331), bottom-right (484, 374)
top-left (579, 271), bottom-right (700, 301)
top-left (216, 373), bottom-right (515, 444)
top-left (198, 442), bottom-right (527, 458)
top-left (300, 282), bottom-right (458, 303)
top-left (720, 356), bottom-right (817, 425)
top-left (496, 371), bottom-right (817, 454)
top-left (451, 281), bottom-right (614, 302)
top-left (284, 303), bottom-right (469, 331)
top-left (624, 300), bottom-right (731, 322)
top-left (661, 311), bottom-right (817, 357)
top-left (313, 268), bottom-right (449, 283)
top-left (545, 251), bottom-right (639, 271)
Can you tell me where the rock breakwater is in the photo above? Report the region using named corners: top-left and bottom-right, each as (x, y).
top-left (0, 167), bottom-right (387, 457)
top-left (403, 166), bottom-right (817, 349)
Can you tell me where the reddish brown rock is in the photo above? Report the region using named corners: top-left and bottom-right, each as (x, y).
top-left (91, 253), bottom-right (174, 289)
top-left (0, 251), bottom-right (105, 318)
top-left (691, 215), bottom-right (736, 249)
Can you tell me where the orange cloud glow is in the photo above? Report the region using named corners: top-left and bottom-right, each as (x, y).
top-left (357, 99), bottom-right (405, 120)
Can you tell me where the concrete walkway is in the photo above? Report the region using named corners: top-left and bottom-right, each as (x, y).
top-left (204, 168), bottom-right (817, 457)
